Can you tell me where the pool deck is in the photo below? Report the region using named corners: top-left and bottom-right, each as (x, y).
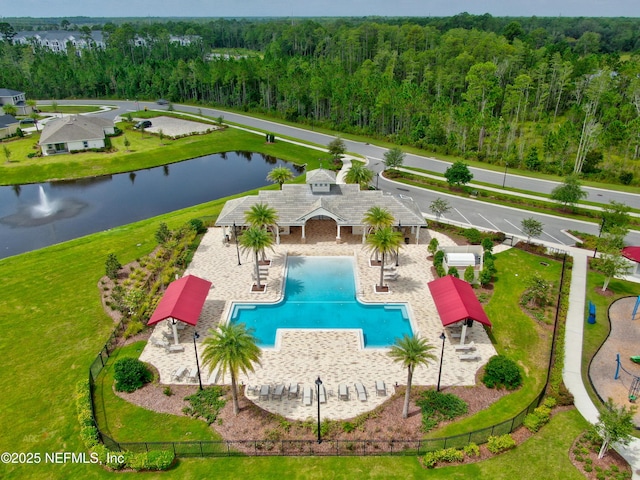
top-left (140, 224), bottom-right (498, 420)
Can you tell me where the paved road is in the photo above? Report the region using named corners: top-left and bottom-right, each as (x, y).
top-left (51, 99), bottom-right (640, 246)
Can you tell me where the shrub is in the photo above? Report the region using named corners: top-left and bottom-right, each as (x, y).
top-left (342, 421), bottom-right (356, 433)
top-left (183, 386), bottom-right (227, 424)
top-left (428, 238), bottom-right (439, 256)
top-left (479, 268), bottom-right (493, 286)
top-left (436, 264), bottom-right (446, 278)
top-left (447, 266), bottom-right (460, 278)
top-left (424, 447), bottom-right (464, 468)
top-left (463, 443), bottom-right (480, 457)
top-left (464, 266), bottom-right (475, 284)
top-left (155, 222), bottom-right (172, 245)
top-left (463, 228), bottom-right (483, 245)
top-left (434, 250), bottom-right (445, 267)
top-left (481, 237), bottom-right (494, 252)
top-left (163, 386), bottom-right (173, 396)
top-left (113, 357), bottom-right (152, 393)
top-left (487, 434), bottom-right (516, 454)
top-left (123, 319), bottom-right (144, 339)
top-left (105, 253), bottom-right (121, 280)
top-left (416, 390), bottom-right (468, 431)
top-left (188, 218), bottom-right (205, 233)
top-left (482, 355), bottom-right (522, 390)
top-left (523, 404), bottom-right (552, 432)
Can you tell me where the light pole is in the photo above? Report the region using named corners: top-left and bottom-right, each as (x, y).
top-left (375, 172), bottom-right (380, 189)
top-left (193, 331), bottom-right (203, 390)
top-left (396, 222), bottom-right (401, 267)
top-left (233, 222), bottom-right (241, 265)
top-left (593, 217), bottom-right (606, 258)
top-left (436, 332), bottom-right (446, 392)
top-left (315, 376), bottom-right (323, 444)
top-left (502, 161), bottom-right (509, 188)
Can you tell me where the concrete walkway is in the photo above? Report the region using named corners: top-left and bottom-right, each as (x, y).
top-left (562, 247), bottom-right (640, 478)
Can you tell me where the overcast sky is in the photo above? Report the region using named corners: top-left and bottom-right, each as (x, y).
top-left (1, 0), bottom-right (639, 19)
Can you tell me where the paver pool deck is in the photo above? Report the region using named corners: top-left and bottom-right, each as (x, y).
top-left (140, 223), bottom-right (498, 420)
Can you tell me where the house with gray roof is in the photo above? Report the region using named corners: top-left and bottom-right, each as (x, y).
top-left (13, 31), bottom-right (106, 53)
top-left (0, 114), bottom-right (19, 139)
top-left (216, 169), bottom-right (427, 244)
top-left (0, 88), bottom-right (31, 115)
top-left (39, 115), bottom-right (115, 156)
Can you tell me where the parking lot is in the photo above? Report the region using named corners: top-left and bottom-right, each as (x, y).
top-left (137, 115), bottom-right (218, 137)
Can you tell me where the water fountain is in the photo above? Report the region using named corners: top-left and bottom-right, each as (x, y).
top-left (0, 185), bottom-right (87, 227)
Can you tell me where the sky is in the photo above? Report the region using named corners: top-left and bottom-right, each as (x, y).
top-left (1, 0), bottom-right (639, 19)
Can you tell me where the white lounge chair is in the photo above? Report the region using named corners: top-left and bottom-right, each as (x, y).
top-left (272, 384), bottom-right (285, 400)
top-left (168, 344), bottom-right (184, 353)
top-left (354, 382), bottom-right (367, 401)
top-left (338, 383), bottom-right (349, 401)
top-left (459, 353), bottom-right (480, 361)
top-left (288, 382), bottom-right (299, 399)
top-left (454, 341), bottom-right (476, 352)
top-left (383, 273), bottom-right (400, 281)
top-left (318, 384), bottom-right (327, 404)
top-left (188, 367), bottom-right (199, 382)
top-left (259, 384), bottom-right (270, 400)
top-left (375, 380), bottom-right (387, 396)
top-left (171, 366), bottom-right (188, 381)
top-left (151, 337), bottom-right (169, 349)
top-left (303, 386), bottom-right (313, 406)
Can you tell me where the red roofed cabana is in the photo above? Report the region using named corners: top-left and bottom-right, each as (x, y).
top-left (148, 275), bottom-right (212, 344)
top-left (622, 247), bottom-right (640, 277)
top-left (428, 275), bottom-right (491, 345)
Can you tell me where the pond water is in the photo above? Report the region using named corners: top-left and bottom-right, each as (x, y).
top-left (0, 152), bottom-right (300, 259)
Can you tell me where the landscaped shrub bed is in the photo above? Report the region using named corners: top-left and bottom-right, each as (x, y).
top-left (183, 386), bottom-right (227, 425)
top-left (416, 390), bottom-right (468, 432)
top-left (482, 355), bottom-right (523, 390)
top-left (113, 357), bottom-right (153, 393)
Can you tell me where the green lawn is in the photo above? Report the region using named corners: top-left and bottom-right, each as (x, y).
top-left (432, 248), bottom-right (561, 437)
top-left (0, 125), bottom-right (322, 185)
top-left (37, 105), bottom-right (105, 114)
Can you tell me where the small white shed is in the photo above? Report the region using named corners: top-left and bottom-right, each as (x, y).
top-left (445, 252), bottom-right (476, 268)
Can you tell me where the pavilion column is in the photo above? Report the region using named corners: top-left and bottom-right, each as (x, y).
top-left (336, 224), bottom-right (341, 243)
top-left (415, 226), bottom-right (420, 244)
top-left (459, 322), bottom-right (468, 346)
top-left (171, 319), bottom-right (179, 345)
top-left (276, 227), bottom-right (281, 245)
top-left (301, 224), bottom-right (306, 244)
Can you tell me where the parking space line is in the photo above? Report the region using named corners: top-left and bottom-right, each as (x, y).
top-left (454, 208), bottom-right (472, 226)
top-left (477, 213), bottom-right (500, 231)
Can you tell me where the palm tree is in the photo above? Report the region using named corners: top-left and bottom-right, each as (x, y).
top-left (244, 203), bottom-right (279, 259)
top-left (201, 323), bottom-right (262, 415)
top-left (366, 226), bottom-right (403, 289)
top-left (266, 167), bottom-right (294, 190)
top-left (239, 226), bottom-right (275, 290)
top-left (388, 334), bottom-right (437, 419)
top-left (362, 206), bottom-right (395, 261)
top-left (345, 163), bottom-right (374, 189)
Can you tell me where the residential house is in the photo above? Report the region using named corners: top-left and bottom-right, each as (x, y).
top-left (39, 115), bottom-right (115, 156)
top-left (0, 114), bottom-right (19, 139)
top-left (0, 88), bottom-right (32, 115)
top-left (13, 31), bottom-right (106, 53)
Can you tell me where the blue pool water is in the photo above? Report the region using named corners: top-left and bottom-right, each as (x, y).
top-left (229, 256), bottom-right (413, 348)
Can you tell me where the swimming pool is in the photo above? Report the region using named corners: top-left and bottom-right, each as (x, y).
top-left (228, 256), bottom-right (414, 348)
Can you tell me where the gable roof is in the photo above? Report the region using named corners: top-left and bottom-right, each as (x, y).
top-left (0, 114), bottom-right (18, 128)
top-left (428, 275), bottom-right (491, 327)
top-left (39, 115), bottom-right (113, 145)
top-left (0, 88), bottom-right (24, 97)
top-left (147, 275), bottom-right (212, 326)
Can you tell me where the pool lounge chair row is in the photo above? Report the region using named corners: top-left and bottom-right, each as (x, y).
top-left (170, 365), bottom-right (199, 382)
top-left (249, 380), bottom-right (389, 404)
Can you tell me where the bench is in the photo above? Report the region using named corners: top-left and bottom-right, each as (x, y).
top-left (454, 341), bottom-right (476, 352)
top-left (459, 353), bottom-right (480, 361)
top-left (169, 344), bottom-right (185, 353)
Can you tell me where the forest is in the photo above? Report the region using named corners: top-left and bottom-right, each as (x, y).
top-left (1, 14), bottom-right (640, 185)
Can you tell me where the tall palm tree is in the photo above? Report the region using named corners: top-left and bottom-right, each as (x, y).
top-left (362, 206), bottom-right (395, 261)
top-left (201, 323), bottom-right (262, 415)
top-left (366, 226), bottom-right (403, 288)
top-left (266, 167), bottom-right (294, 190)
top-left (244, 203), bottom-right (279, 259)
top-left (388, 334), bottom-right (437, 419)
top-left (345, 162), bottom-right (374, 189)
top-left (239, 226), bottom-right (275, 289)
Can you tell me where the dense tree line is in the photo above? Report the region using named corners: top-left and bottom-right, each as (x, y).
top-left (1, 15), bottom-right (640, 184)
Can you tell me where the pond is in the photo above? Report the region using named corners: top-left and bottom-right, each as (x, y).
top-left (0, 152), bottom-right (301, 259)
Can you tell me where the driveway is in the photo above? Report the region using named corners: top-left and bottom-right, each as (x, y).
top-left (137, 115), bottom-right (217, 137)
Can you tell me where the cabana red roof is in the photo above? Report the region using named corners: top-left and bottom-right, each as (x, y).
top-left (622, 247), bottom-right (640, 263)
top-left (147, 275), bottom-right (212, 326)
top-left (427, 275), bottom-right (492, 327)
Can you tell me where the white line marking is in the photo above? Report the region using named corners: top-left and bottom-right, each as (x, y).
top-left (477, 214), bottom-right (500, 231)
top-left (542, 230), bottom-right (567, 245)
top-left (504, 219), bottom-right (523, 233)
top-left (454, 208), bottom-right (472, 226)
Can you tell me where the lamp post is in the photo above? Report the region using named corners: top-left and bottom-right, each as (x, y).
top-left (375, 172), bottom-right (380, 189)
top-left (436, 332), bottom-right (446, 392)
top-left (233, 222), bottom-right (241, 265)
top-left (502, 161), bottom-right (509, 188)
top-left (193, 331), bottom-right (203, 390)
top-left (396, 221), bottom-right (401, 266)
top-left (593, 217), bottom-right (606, 258)
top-left (315, 376), bottom-right (323, 444)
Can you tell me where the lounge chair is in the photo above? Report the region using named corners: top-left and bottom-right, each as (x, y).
top-left (375, 380), bottom-right (387, 396)
top-left (246, 385), bottom-right (259, 396)
top-left (188, 367), bottom-right (199, 382)
top-left (383, 272), bottom-right (400, 281)
top-left (161, 330), bottom-right (174, 341)
top-left (354, 382), bottom-right (367, 401)
top-left (303, 386), bottom-right (313, 406)
top-left (259, 384), bottom-right (270, 400)
top-left (318, 384), bottom-right (327, 404)
top-left (459, 353), bottom-right (480, 361)
top-left (171, 366), bottom-right (188, 381)
top-left (288, 382), bottom-right (299, 399)
top-left (338, 383), bottom-right (349, 401)
top-left (168, 344), bottom-right (184, 353)
top-left (151, 337), bottom-right (169, 349)
top-left (272, 384), bottom-right (285, 400)
top-left (454, 341), bottom-right (476, 352)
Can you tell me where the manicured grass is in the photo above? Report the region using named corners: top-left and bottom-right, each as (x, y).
top-left (92, 342), bottom-right (219, 442)
top-left (431, 248), bottom-right (561, 437)
top-left (37, 105), bottom-right (104, 114)
top-left (0, 126), bottom-right (322, 185)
